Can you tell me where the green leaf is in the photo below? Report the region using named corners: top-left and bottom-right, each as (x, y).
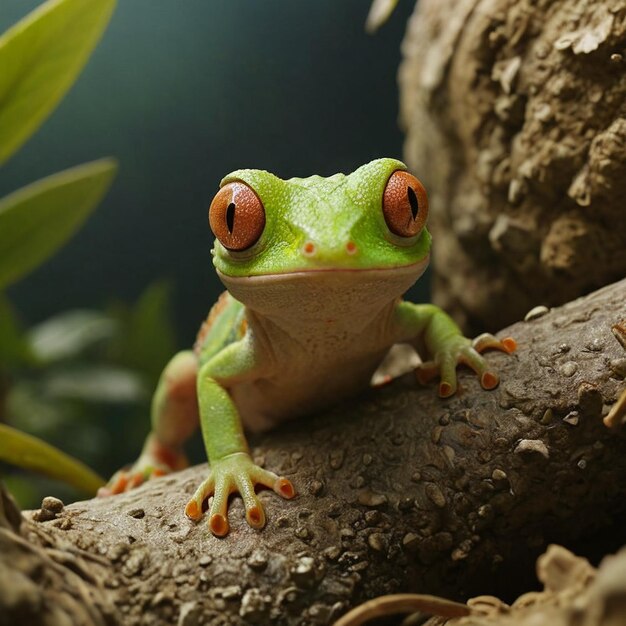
top-left (28, 309), bottom-right (117, 363)
top-left (0, 294), bottom-right (36, 368)
top-left (0, 158), bottom-right (117, 290)
top-left (0, 423), bottom-right (105, 494)
top-left (0, 0), bottom-right (117, 164)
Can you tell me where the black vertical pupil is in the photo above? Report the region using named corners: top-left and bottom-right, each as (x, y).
top-left (226, 202), bottom-right (236, 234)
top-left (407, 186), bottom-right (419, 221)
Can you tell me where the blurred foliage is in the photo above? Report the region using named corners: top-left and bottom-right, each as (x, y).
top-left (106, 282), bottom-right (177, 384)
top-left (0, 0), bottom-right (136, 508)
top-left (2, 283), bottom-right (177, 508)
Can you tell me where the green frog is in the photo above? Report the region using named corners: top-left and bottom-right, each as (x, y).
top-left (99, 158), bottom-right (515, 536)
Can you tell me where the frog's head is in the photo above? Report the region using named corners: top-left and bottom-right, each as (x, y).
top-left (208, 158), bottom-right (431, 318)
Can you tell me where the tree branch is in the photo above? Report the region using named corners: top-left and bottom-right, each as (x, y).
top-left (2, 278), bottom-right (626, 626)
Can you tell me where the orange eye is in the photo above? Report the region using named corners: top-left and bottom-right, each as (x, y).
top-left (209, 182), bottom-right (265, 251)
top-left (382, 170), bottom-right (428, 238)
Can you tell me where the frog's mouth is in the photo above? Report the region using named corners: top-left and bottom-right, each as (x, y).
top-left (217, 255), bottom-right (429, 282)
top-left (217, 256), bottom-right (429, 323)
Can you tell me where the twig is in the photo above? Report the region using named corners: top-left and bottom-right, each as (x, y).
top-left (333, 593), bottom-right (471, 626)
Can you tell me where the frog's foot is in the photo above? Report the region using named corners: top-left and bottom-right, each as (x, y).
top-left (184, 452), bottom-right (295, 537)
top-left (416, 333), bottom-right (516, 398)
top-left (97, 438), bottom-right (188, 497)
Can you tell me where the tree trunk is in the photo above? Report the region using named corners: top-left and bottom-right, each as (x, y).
top-left (1, 278), bottom-right (625, 626)
top-left (399, 0), bottom-right (626, 334)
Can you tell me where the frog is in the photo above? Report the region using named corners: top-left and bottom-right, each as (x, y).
top-left (98, 158), bottom-right (516, 537)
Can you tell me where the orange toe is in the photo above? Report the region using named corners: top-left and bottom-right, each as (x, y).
top-left (481, 371), bottom-right (499, 389)
top-left (502, 337), bottom-right (517, 353)
top-left (277, 478), bottom-right (295, 499)
top-left (439, 382), bottom-right (454, 398)
top-left (185, 500), bottom-right (201, 521)
top-left (209, 514), bottom-right (229, 537)
top-left (110, 474), bottom-right (129, 494)
top-left (246, 505), bottom-right (265, 528)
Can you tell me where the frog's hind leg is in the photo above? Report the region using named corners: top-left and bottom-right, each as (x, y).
top-left (99, 350), bottom-right (200, 496)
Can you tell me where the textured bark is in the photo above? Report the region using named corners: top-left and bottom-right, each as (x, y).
top-left (399, 0), bottom-right (626, 334)
top-left (0, 279), bottom-right (625, 625)
top-left (0, 486), bottom-right (118, 626)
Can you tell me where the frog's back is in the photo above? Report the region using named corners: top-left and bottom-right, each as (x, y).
top-left (194, 292), bottom-right (246, 364)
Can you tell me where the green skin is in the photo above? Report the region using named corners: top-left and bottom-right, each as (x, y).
top-left (99, 158), bottom-right (515, 537)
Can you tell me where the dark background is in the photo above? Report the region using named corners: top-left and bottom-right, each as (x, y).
top-left (2, 0), bottom-right (426, 347)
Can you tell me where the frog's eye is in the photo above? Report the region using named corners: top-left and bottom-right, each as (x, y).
top-left (209, 182), bottom-right (265, 251)
top-left (382, 170), bottom-right (428, 238)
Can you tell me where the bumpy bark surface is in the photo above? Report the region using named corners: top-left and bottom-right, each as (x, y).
top-left (0, 486), bottom-right (118, 626)
top-left (0, 279), bottom-right (625, 626)
top-left (399, 0), bottom-right (626, 333)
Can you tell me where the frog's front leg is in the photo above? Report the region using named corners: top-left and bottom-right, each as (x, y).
top-left (184, 341), bottom-right (295, 537)
top-left (394, 302), bottom-right (516, 397)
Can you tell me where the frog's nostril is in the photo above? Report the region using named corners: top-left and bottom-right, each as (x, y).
top-left (346, 241), bottom-right (358, 255)
top-left (303, 241), bottom-right (317, 257)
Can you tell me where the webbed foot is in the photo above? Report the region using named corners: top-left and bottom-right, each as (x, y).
top-left (184, 452), bottom-right (295, 537)
top-left (416, 333), bottom-right (516, 397)
top-left (97, 435), bottom-right (188, 496)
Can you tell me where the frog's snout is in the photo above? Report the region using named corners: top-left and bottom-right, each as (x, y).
top-left (301, 240), bottom-right (359, 260)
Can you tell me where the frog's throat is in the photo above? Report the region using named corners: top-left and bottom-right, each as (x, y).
top-left (216, 256), bottom-right (429, 326)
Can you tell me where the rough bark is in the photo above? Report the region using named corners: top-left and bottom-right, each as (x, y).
top-left (0, 279), bottom-right (625, 625)
top-left (0, 487), bottom-right (118, 626)
top-left (399, 0), bottom-right (626, 334)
